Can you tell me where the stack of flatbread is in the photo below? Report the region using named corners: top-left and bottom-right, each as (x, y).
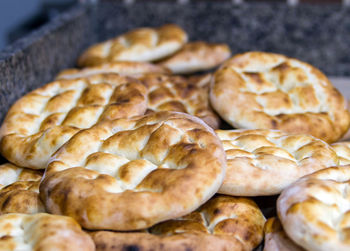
top-left (0, 24), bottom-right (349, 251)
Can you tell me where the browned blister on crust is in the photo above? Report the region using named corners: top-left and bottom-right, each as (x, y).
top-left (0, 181), bottom-right (44, 215)
top-left (331, 141), bottom-right (350, 165)
top-left (40, 112), bottom-right (226, 231)
top-left (0, 213), bottom-right (95, 251)
top-left (263, 217), bottom-right (305, 251)
top-left (90, 195), bottom-right (265, 251)
top-left (215, 129), bottom-right (339, 196)
top-left (0, 74), bottom-right (148, 169)
top-left (0, 163), bottom-right (42, 188)
top-left (0, 163), bottom-right (44, 215)
top-left (277, 166), bottom-right (350, 251)
top-left (140, 73), bottom-right (220, 129)
top-left (157, 41), bottom-right (231, 74)
top-left (56, 61), bottom-right (170, 80)
top-left (210, 52), bottom-right (350, 143)
top-left (78, 24), bottom-right (188, 67)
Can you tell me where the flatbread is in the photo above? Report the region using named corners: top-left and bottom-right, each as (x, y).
top-left (78, 24), bottom-right (188, 67)
top-left (56, 61), bottom-right (170, 80)
top-left (140, 73), bottom-right (220, 129)
top-left (263, 217), bottom-right (304, 251)
top-left (0, 163), bottom-right (44, 214)
top-left (91, 195), bottom-right (265, 251)
top-left (0, 74), bottom-right (147, 169)
top-left (277, 166), bottom-right (350, 251)
top-left (0, 213), bottom-right (94, 251)
top-left (157, 41), bottom-right (231, 74)
top-left (210, 51), bottom-right (350, 143)
top-left (215, 129), bottom-right (338, 196)
top-left (40, 112), bottom-right (226, 231)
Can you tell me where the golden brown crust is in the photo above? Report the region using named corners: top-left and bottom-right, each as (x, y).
top-left (0, 74), bottom-right (148, 169)
top-left (340, 101), bottom-right (350, 141)
top-left (91, 232), bottom-right (242, 251)
top-left (277, 166), bottom-right (350, 251)
top-left (139, 73), bottom-right (220, 129)
top-left (157, 41), bottom-right (231, 74)
top-left (0, 163), bottom-right (42, 188)
top-left (0, 163), bottom-right (44, 214)
top-left (0, 181), bottom-right (45, 215)
top-left (56, 62), bottom-right (171, 80)
top-left (215, 129), bottom-right (338, 196)
top-left (0, 213), bottom-right (95, 251)
top-left (78, 24), bottom-right (188, 67)
top-left (263, 217), bottom-right (305, 251)
top-left (90, 195), bottom-right (265, 251)
top-left (210, 52), bottom-right (350, 143)
top-left (331, 141), bottom-right (350, 165)
top-left (40, 111), bottom-right (226, 231)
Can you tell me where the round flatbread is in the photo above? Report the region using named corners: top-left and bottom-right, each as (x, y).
top-left (0, 213), bottom-right (94, 251)
top-left (210, 51), bottom-right (350, 143)
top-left (0, 74), bottom-right (147, 169)
top-left (264, 217), bottom-right (304, 251)
top-left (91, 195), bottom-right (265, 251)
top-left (56, 62), bottom-right (170, 80)
top-left (277, 166), bottom-right (350, 251)
top-left (215, 129), bottom-right (338, 196)
top-left (0, 163), bottom-right (44, 215)
top-left (157, 41), bottom-right (231, 74)
top-left (40, 112), bottom-right (226, 231)
top-left (139, 73), bottom-right (220, 129)
top-left (78, 24), bottom-right (188, 67)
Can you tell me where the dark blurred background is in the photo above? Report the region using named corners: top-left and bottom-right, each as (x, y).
top-left (0, 0), bottom-right (77, 49)
top-left (0, 0), bottom-right (348, 50)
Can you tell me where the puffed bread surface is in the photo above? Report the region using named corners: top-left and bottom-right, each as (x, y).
top-left (210, 51), bottom-right (350, 143)
top-left (157, 41), bottom-right (231, 74)
top-left (216, 129), bottom-right (338, 196)
top-left (0, 213), bottom-right (95, 251)
top-left (91, 195), bottom-right (265, 251)
top-left (0, 74), bottom-right (147, 169)
top-left (140, 73), bottom-right (220, 129)
top-left (40, 111), bottom-right (226, 231)
top-left (277, 166), bottom-right (350, 251)
top-left (0, 163), bottom-right (42, 189)
top-left (56, 61), bottom-right (170, 80)
top-left (0, 163), bottom-right (44, 215)
top-left (263, 217), bottom-right (304, 251)
top-left (78, 24), bottom-right (188, 67)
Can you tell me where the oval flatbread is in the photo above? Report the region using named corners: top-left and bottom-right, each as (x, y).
top-left (78, 24), bottom-right (188, 67)
top-left (0, 213), bottom-right (94, 251)
top-left (91, 195), bottom-right (265, 251)
top-left (210, 52), bottom-right (350, 143)
top-left (157, 41), bottom-right (231, 74)
top-left (40, 112), bottom-right (226, 231)
top-left (277, 166), bottom-right (350, 251)
top-left (215, 129), bottom-right (338, 196)
top-left (56, 62), bottom-right (170, 80)
top-left (0, 74), bottom-right (147, 169)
